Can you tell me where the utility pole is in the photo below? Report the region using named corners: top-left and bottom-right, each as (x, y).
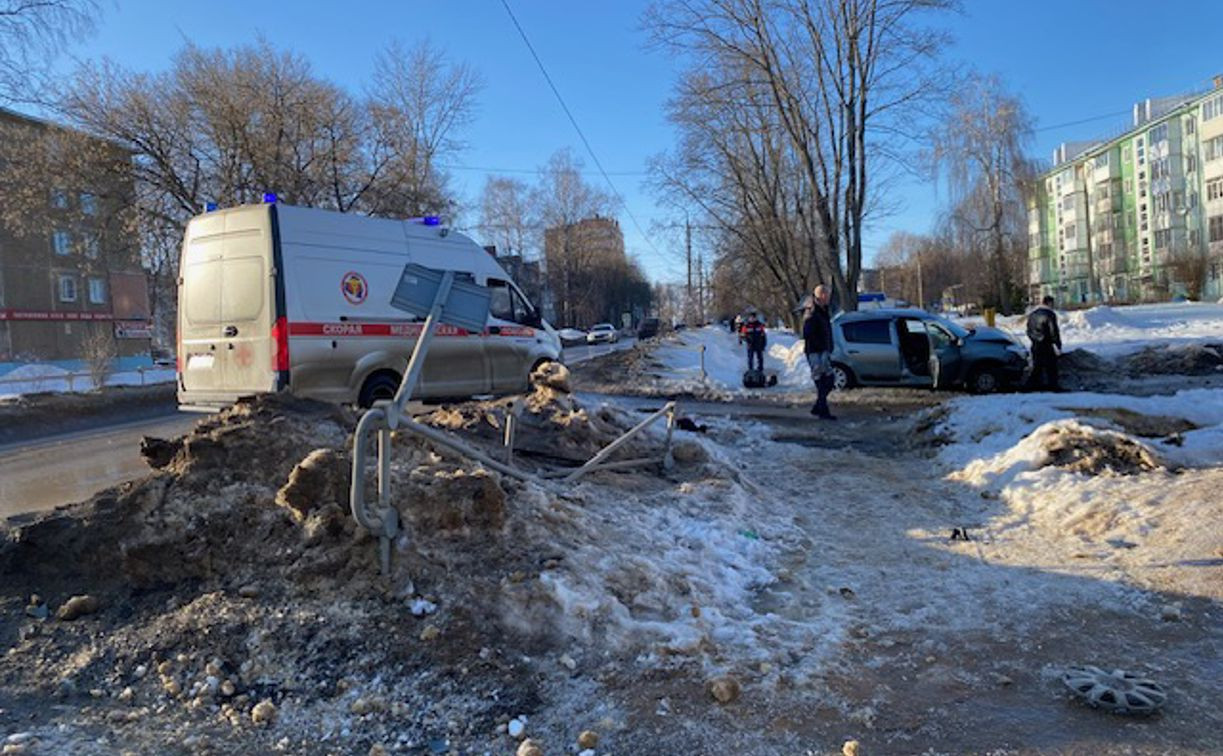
top-left (685, 217), bottom-right (693, 324)
top-left (697, 251), bottom-right (705, 324)
top-left (916, 251), bottom-right (924, 310)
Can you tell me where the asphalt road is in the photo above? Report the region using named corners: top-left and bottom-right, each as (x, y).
top-left (560, 336), bottom-right (637, 365)
top-left (0, 411), bottom-right (200, 520)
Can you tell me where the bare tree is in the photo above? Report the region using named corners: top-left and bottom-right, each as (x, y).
top-left (0, 38), bottom-right (482, 343)
top-left (646, 0), bottom-right (954, 310)
top-left (533, 149), bottom-right (616, 326)
top-left (931, 73), bottom-right (1036, 313)
top-left (81, 322), bottom-right (117, 390)
top-left (0, 0), bottom-right (99, 104)
top-left (368, 39), bottom-right (483, 218)
top-left (478, 175), bottom-right (535, 257)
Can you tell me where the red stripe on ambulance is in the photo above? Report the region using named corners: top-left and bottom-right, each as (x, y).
top-left (287, 322), bottom-right (534, 338)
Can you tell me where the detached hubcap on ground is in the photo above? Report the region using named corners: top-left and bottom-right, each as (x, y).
top-left (1062, 666), bottom-right (1166, 715)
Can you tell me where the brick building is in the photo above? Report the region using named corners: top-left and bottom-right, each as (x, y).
top-left (0, 107), bottom-right (149, 362)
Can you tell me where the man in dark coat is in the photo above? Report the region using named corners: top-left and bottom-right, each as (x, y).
top-left (740, 310), bottom-right (767, 371)
top-left (803, 284), bottom-right (836, 419)
top-left (1026, 295), bottom-right (1062, 391)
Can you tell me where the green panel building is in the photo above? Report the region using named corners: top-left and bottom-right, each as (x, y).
top-left (1029, 81), bottom-right (1223, 303)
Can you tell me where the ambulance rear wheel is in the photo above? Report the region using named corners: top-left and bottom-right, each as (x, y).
top-left (358, 371), bottom-right (402, 408)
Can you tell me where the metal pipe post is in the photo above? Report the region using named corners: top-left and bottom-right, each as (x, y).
top-left (388, 270), bottom-right (455, 428)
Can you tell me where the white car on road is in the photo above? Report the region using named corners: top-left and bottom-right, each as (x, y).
top-left (586, 323), bottom-right (620, 344)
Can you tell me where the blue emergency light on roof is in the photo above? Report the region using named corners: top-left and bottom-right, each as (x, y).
top-left (204, 202), bottom-right (218, 212)
top-left (422, 216), bottom-right (441, 226)
top-left (262, 192), bottom-right (277, 204)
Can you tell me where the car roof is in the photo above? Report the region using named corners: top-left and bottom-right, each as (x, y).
top-left (836, 308), bottom-right (931, 322)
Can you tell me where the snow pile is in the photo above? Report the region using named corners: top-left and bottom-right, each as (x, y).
top-left (653, 326), bottom-right (810, 394)
top-left (0, 381), bottom-right (819, 751)
top-left (950, 419), bottom-right (1163, 490)
top-left (935, 389), bottom-right (1223, 600)
top-left (967, 301), bottom-right (1223, 358)
top-left (937, 388), bottom-right (1223, 471)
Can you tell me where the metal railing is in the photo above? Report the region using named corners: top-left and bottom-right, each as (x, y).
top-left (0, 365), bottom-right (171, 393)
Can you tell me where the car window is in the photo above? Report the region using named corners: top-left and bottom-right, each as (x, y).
top-left (509, 287), bottom-right (531, 323)
top-left (925, 321), bottom-right (955, 348)
top-left (842, 319), bottom-right (891, 344)
top-left (488, 279), bottom-right (514, 322)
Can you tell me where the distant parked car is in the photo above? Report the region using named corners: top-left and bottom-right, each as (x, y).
top-left (637, 318), bottom-right (660, 339)
top-left (557, 328), bottom-right (588, 347)
top-left (830, 309), bottom-right (1029, 394)
top-left (586, 323), bottom-right (620, 344)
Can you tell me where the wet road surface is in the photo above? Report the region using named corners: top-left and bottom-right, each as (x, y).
top-left (0, 412), bottom-right (200, 519)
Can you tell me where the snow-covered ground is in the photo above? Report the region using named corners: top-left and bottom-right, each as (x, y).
top-left (961, 301), bottom-right (1223, 358)
top-left (933, 388), bottom-right (1223, 601)
top-left (652, 327), bottom-right (809, 395)
top-left (0, 362), bottom-right (173, 400)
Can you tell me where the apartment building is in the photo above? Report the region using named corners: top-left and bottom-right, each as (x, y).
top-left (1029, 80), bottom-right (1223, 303)
top-left (0, 107), bottom-right (150, 362)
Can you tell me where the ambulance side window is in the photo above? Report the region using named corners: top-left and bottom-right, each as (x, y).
top-left (488, 279), bottom-right (515, 322)
top-left (510, 287), bottom-right (532, 324)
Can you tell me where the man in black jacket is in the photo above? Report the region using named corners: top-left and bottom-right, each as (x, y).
top-left (1026, 295), bottom-right (1062, 391)
top-left (803, 285), bottom-right (836, 419)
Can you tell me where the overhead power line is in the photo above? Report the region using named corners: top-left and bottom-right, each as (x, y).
top-left (1034, 109), bottom-right (1132, 134)
top-left (439, 163), bottom-right (648, 177)
top-left (498, 0), bottom-right (665, 262)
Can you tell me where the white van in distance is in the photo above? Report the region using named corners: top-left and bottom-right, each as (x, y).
top-left (177, 201), bottom-right (560, 411)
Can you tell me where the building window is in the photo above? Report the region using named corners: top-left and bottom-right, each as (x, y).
top-left (1208, 178), bottom-right (1223, 202)
top-left (88, 277), bottom-right (107, 304)
top-left (52, 229), bottom-right (72, 256)
top-left (1124, 178), bottom-right (1133, 194)
top-left (1150, 157), bottom-right (1170, 181)
top-left (1190, 229), bottom-right (1201, 246)
top-left (1149, 123), bottom-right (1168, 144)
top-left (1210, 215), bottom-right (1223, 243)
top-left (1154, 229), bottom-right (1172, 249)
top-left (80, 193), bottom-right (97, 216)
top-left (59, 275), bottom-right (77, 302)
top-left (1205, 135), bottom-right (1223, 162)
top-left (1123, 148), bottom-right (1131, 163)
top-left (1187, 154), bottom-right (1197, 173)
top-left (1094, 153), bottom-right (1109, 169)
top-left (1152, 193), bottom-right (1171, 214)
top-left (1203, 93), bottom-right (1223, 121)
top-left (50, 189), bottom-right (69, 209)
top-left (83, 236), bottom-right (100, 259)
top-left (1061, 195), bottom-right (1074, 211)
top-left (1064, 222), bottom-right (1076, 238)
top-left (1186, 117), bottom-right (1196, 134)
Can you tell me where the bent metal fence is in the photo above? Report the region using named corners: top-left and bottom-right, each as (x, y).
top-left (349, 263), bottom-right (678, 575)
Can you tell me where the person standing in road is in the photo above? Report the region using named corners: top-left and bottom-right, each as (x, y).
top-left (803, 285), bottom-right (836, 419)
top-left (741, 310), bottom-right (767, 372)
top-left (1026, 295), bottom-right (1062, 391)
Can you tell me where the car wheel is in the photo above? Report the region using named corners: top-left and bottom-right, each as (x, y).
top-left (831, 363), bottom-right (855, 391)
top-left (967, 365), bottom-right (1001, 394)
top-left (358, 371), bottom-right (401, 408)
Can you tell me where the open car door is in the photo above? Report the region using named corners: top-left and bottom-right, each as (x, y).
top-left (925, 320), bottom-right (962, 390)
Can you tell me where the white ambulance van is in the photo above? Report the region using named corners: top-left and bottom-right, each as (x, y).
top-left (177, 201), bottom-right (560, 411)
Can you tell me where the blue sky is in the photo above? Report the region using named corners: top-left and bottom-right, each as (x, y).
top-left (55, 0), bottom-right (1223, 282)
